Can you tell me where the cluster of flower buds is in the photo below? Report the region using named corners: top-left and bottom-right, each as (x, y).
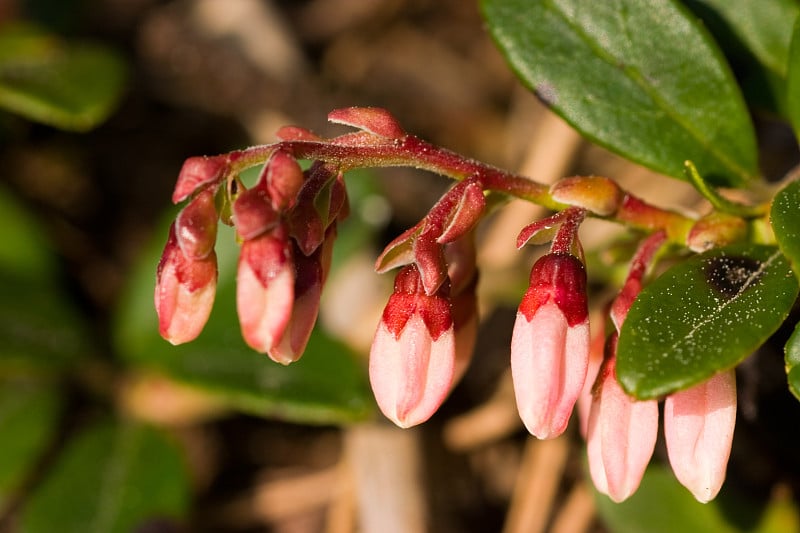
top-left (156, 107), bottom-right (740, 505)
top-left (155, 143), bottom-right (346, 365)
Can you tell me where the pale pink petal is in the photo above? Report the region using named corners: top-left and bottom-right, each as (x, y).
top-left (664, 370), bottom-right (737, 503)
top-left (586, 356), bottom-right (658, 502)
top-left (268, 266), bottom-right (322, 364)
top-left (369, 315), bottom-right (455, 428)
top-left (577, 328), bottom-right (606, 438)
top-left (511, 301), bottom-right (589, 439)
top-left (236, 235), bottom-right (295, 360)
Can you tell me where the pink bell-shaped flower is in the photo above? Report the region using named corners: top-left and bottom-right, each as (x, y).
top-left (586, 336), bottom-right (659, 503)
top-left (155, 223), bottom-right (218, 345)
top-left (664, 369), bottom-right (737, 503)
top-left (236, 227), bottom-right (296, 361)
top-left (369, 265), bottom-right (456, 428)
top-left (511, 252), bottom-right (590, 439)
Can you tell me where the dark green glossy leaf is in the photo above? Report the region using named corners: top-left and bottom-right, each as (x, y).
top-left (0, 24), bottom-right (126, 131)
top-left (481, 0), bottom-right (758, 186)
top-left (0, 381), bottom-right (60, 510)
top-left (114, 220), bottom-right (373, 425)
top-left (595, 464), bottom-right (800, 533)
top-left (770, 179), bottom-right (800, 279)
top-left (683, 0), bottom-right (799, 115)
top-left (788, 17), bottom-right (800, 141)
top-left (617, 244), bottom-right (798, 399)
top-left (20, 420), bottom-right (189, 533)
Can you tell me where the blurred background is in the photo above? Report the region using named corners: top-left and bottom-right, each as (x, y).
top-left (1, 1), bottom-right (800, 532)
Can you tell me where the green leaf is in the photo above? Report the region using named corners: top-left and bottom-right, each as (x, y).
top-left (0, 187), bottom-right (90, 373)
top-left (114, 220), bottom-right (373, 425)
top-left (0, 23), bottom-right (126, 131)
top-left (786, 321), bottom-right (800, 400)
top-left (788, 17), bottom-right (800, 141)
top-left (481, 0), bottom-right (758, 186)
top-left (20, 420), bottom-right (190, 533)
top-left (683, 0), bottom-right (799, 116)
top-left (617, 244), bottom-right (798, 399)
top-left (770, 179), bottom-right (800, 279)
top-left (0, 381), bottom-right (60, 510)
top-left (594, 464), bottom-right (800, 533)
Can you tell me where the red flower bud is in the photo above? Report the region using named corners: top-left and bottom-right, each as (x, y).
top-left (369, 265), bottom-right (455, 428)
top-left (155, 224), bottom-right (217, 344)
top-left (511, 253), bottom-right (590, 439)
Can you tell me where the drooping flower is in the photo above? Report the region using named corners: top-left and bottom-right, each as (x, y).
top-left (664, 369), bottom-right (737, 503)
top-left (155, 223), bottom-right (218, 345)
top-left (236, 226), bottom-right (296, 361)
top-left (156, 188), bottom-right (219, 345)
top-left (510, 252), bottom-right (590, 439)
top-left (586, 335), bottom-right (659, 503)
top-left (369, 265), bottom-right (456, 428)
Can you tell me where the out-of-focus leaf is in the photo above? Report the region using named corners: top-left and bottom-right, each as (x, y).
top-left (788, 18), bottom-right (800, 141)
top-left (0, 23), bottom-right (126, 131)
top-left (0, 381), bottom-right (60, 510)
top-left (617, 244), bottom-right (798, 399)
top-left (683, 0), bottom-right (799, 115)
top-left (114, 220), bottom-right (373, 425)
top-left (594, 464), bottom-right (800, 533)
top-left (481, 0), bottom-right (758, 187)
top-left (20, 420), bottom-right (189, 533)
top-left (0, 186), bottom-right (53, 278)
top-left (786, 322), bottom-right (800, 400)
top-left (770, 179), bottom-right (800, 279)
top-left (0, 187), bottom-right (89, 372)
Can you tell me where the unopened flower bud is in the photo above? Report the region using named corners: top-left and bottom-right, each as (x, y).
top-left (664, 370), bottom-right (737, 503)
top-left (369, 265), bottom-right (455, 428)
top-left (155, 224), bottom-right (218, 344)
top-left (511, 252), bottom-right (590, 439)
top-left (232, 184), bottom-right (280, 241)
top-left (175, 189), bottom-right (218, 260)
top-left (173, 156), bottom-right (226, 204)
top-left (264, 150), bottom-right (304, 211)
top-left (236, 227), bottom-right (295, 360)
top-left (267, 239), bottom-right (326, 364)
top-left (586, 337), bottom-right (659, 503)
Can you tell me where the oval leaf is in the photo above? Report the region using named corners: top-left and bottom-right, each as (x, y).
top-left (0, 24), bottom-right (126, 131)
top-left (771, 179), bottom-right (800, 279)
top-left (617, 244), bottom-right (798, 399)
top-left (20, 421), bottom-right (189, 533)
top-left (481, 0), bottom-right (758, 186)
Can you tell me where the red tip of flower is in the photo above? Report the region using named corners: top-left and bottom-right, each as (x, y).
top-left (173, 156), bottom-right (226, 204)
top-left (519, 253), bottom-right (588, 326)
